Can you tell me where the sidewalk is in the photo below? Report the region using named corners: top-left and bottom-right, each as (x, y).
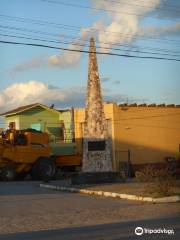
top-left (40, 180), bottom-right (180, 203)
top-left (78, 182), bottom-right (149, 196)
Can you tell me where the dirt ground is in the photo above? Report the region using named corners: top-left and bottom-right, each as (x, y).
top-left (0, 181), bottom-right (179, 235)
top-left (79, 180), bottom-right (180, 197)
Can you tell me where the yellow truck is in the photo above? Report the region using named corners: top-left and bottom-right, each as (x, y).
top-left (0, 129), bottom-right (81, 181)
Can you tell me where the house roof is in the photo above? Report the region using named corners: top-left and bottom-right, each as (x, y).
top-left (0, 103), bottom-right (61, 117)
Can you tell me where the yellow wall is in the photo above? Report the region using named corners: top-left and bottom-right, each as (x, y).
top-left (74, 104), bottom-right (114, 153)
top-left (74, 103), bottom-right (180, 170)
top-left (113, 104), bottom-right (180, 168)
top-left (74, 108), bottom-right (84, 154)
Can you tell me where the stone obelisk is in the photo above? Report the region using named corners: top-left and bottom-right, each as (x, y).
top-left (82, 37), bottom-right (112, 172)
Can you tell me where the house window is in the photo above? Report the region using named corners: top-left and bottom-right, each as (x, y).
top-left (31, 123), bottom-right (42, 131)
top-left (47, 121), bottom-right (65, 142)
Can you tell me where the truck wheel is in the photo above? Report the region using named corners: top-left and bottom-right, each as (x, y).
top-left (31, 162), bottom-right (39, 180)
top-left (1, 165), bottom-right (16, 181)
top-left (38, 158), bottom-right (56, 181)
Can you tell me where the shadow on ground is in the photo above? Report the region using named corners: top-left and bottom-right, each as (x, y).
top-left (0, 180), bottom-right (71, 196)
top-left (0, 216), bottom-right (179, 240)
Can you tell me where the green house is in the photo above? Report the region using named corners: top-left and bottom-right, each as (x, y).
top-left (1, 103), bottom-right (74, 144)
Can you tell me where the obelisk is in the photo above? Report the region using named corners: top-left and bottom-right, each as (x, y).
top-left (82, 37), bottom-right (112, 172)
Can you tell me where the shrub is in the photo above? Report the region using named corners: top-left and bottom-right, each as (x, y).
top-left (135, 165), bottom-right (157, 182)
top-left (135, 164), bottom-right (178, 197)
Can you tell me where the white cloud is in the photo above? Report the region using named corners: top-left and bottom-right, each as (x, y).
top-left (48, 21), bottom-right (105, 68)
top-left (11, 0), bottom-right (180, 72)
top-left (140, 22), bottom-right (180, 37)
top-left (101, 77), bottom-right (111, 82)
top-left (0, 81), bottom-right (65, 112)
top-left (91, 0), bottom-right (161, 48)
top-left (13, 55), bottom-right (47, 73)
top-left (113, 80), bottom-right (121, 84)
top-left (48, 28), bottom-right (92, 68)
top-left (48, 44), bottom-right (82, 68)
top-left (0, 81), bottom-right (147, 113)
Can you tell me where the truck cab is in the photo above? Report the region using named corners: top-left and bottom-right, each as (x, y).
top-left (0, 129), bottom-right (55, 181)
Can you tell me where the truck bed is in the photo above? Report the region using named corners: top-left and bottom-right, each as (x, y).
top-left (50, 142), bottom-right (76, 155)
top-left (55, 154), bottom-right (82, 167)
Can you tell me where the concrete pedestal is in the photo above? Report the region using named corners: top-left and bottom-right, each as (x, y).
top-left (82, 138), bottom-right (112, 172)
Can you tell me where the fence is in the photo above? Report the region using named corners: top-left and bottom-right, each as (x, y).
top-left (115, 150), bottom-right (132, 177)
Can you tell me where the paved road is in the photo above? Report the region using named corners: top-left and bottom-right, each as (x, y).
top-left (0, 181), bottom-right (179, 240)
top-left (0, 216), bottom-right (180, 240)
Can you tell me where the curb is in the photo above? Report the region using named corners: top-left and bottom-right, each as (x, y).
top-left (39, 184), bottom-right (180, 203)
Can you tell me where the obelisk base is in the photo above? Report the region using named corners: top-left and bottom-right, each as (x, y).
top-left (82, 138), bottom-right (112, 172)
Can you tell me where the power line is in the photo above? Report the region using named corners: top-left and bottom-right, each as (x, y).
top-left (40, 0), bottom-right (179, 21)
top-left (0, 21), bottom-right (180, 49)
top-left (0, 23), bottom-right (179, 57)
top-left (55, 34), bottom-right (180, 54)
top-left (1, 33), bottom-right (180, 58)
top-left (2, 32), bottom-right (180, 58)
top-left (0, 14), bottom-right (78, 31)
top-left (0, 39), bottom-right (180, 62)
top-left (0, 14), bottom-right (180, 44)
top-left (2, 28), bottom-right (179, 55)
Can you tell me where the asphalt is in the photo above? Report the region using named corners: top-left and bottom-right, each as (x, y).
top-left (0, 216), bottom-right (179, 240)
top-left (0, 181), bottom-right (179, 240)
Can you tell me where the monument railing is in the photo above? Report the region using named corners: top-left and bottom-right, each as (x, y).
top-left (115, 150), bottom-right (132, 177)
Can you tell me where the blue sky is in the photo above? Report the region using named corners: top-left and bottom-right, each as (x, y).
top-left (0, 0), bottom-right (180, 114)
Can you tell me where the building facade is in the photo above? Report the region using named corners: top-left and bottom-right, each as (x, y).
top-left (1, 102), bottom-right (180, 171)
top-left (74, 103), bottom-right (180, 171)
top-left (1, 103), bottom-right (73, 143)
